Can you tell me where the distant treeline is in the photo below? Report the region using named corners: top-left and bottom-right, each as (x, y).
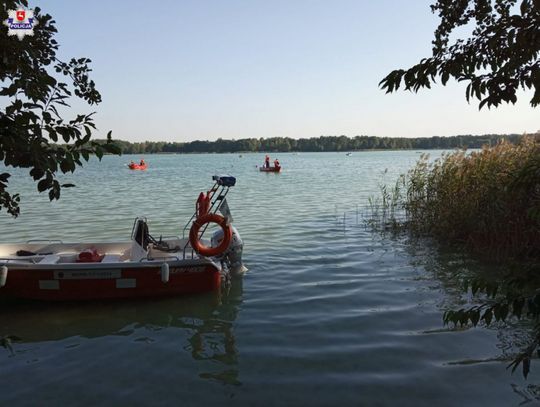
top-left (99, 134), bottom-right (524, 154)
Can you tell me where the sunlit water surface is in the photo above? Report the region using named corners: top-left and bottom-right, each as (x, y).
top-left (0, 152), bottom-right (537, 406)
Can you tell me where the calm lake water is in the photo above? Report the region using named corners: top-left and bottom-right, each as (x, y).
top-left (0, 151), bottom-right (537, 406)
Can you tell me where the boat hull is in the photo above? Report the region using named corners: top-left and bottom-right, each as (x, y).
top-left (259, 166), bottom-right (281, 173)
top-left (128, 163), bottom-right (147, 170)
top-left (0, 262), bottom-right (221, 301)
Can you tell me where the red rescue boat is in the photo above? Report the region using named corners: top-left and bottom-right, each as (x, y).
top-left (260, 156), bottom-right (281, 172)
top-left (259, 166), bottom-right (281, 172)
top-left (0, 175), bottom-right (244, 301)
top-left (128, 162), bottom-right (147, 170)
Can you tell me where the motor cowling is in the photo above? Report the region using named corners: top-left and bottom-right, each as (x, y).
top-left (211, 225), bottom-right (246, 275)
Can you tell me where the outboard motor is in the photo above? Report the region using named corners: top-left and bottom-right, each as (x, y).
top-left (130, 217), bottom-right (156, 261)
top-left (211, 225), bottom-right (246, 275)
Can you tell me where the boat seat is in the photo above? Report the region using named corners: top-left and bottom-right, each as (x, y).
top-left (39, 254), bottom-right (60, 264)
top-left (101, 254), bottom-right (123, 263)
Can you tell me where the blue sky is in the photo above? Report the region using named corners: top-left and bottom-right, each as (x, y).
top-left (35, 0), bottom-right (538, 142)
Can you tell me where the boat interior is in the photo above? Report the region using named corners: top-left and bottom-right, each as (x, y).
top-left (0, 218), bottom-right (205, 266)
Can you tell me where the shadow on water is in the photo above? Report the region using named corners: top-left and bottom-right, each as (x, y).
top-left (402, 236), bottom-right (540, 402)
top-left (0, 278), bottom-right (244, 387)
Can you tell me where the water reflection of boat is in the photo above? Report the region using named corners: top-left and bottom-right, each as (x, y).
top-left (0, 278), bottom-right (244, 385)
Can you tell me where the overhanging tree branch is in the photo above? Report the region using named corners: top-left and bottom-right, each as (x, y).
top-left (0, 0), bottom-right (120, 217)
top-left (380, 0), bottom-right (540, 108)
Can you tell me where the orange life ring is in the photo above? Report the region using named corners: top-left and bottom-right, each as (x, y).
top-left (189, 213), bottom-right (232, 257)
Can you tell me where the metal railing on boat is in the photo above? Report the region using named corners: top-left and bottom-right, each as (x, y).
top-left (181, 176), bottom-right (234, 259)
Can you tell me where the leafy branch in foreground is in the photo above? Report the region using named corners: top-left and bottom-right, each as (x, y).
top-left (380, 0), bottom-right (540, 109)
top-left (444, 269), bottom-right (540, 378)
top-left (0, 0), bottom-right (120, 217)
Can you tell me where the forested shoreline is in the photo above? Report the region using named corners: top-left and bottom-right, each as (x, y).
top-left (101, 134), bottom-right (523, 154)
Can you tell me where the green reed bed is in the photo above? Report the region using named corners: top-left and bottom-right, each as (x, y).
top-left (398, 137), bottom-right (540, 260)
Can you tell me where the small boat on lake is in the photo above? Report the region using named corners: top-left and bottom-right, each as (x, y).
top-left (260, 155), bottom-right (281, 172)
top-left (259, 166), bottom-right (281, 173)
top-left (128, 160), bottom-right (147, 170)
top-left (0, 175), bottom-right (244, 301)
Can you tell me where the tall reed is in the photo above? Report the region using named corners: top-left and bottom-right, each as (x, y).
top-left (402, 137), bottom-right (540, 260)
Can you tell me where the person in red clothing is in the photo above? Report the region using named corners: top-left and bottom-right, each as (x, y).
top-left (274, 158), bottom-right (280, 169)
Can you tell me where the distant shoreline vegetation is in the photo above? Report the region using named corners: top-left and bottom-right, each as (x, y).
top-left (94, 134), bottom-right (525, 155)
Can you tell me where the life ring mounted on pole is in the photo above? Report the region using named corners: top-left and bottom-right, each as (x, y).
top-left (189, 213), bottom-right (232, 257)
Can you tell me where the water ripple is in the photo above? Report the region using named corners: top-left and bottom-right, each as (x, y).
top-left (0, 152), bottom-right (534, 406)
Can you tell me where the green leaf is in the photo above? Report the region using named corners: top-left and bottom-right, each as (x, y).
top-left (483, 309), bottom-right (493, 325)
top-left (60, 159), bottom-right (70, 173)
top-left (520, 0), bottom-right (530, 14)
top-left (95, 146), bottom-right (103, 160)
top-left (29, 168), bottom-right (45, 181)
top-left (37, 179), bottom-right (50, 192)
top-left (471, 309), bottom-right (481, 326)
